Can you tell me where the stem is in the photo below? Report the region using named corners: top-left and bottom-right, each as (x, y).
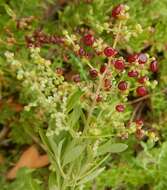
top-left (76, 154), bottom-right (110, 183)
top-left (127, 87), bottom-right (167, 105)
top-left (84, 21), bottom-right (122, 133)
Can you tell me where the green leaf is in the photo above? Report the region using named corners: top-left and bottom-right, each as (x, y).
top-left (97, 141), bottom-right (128, 156)
top-left (4, 4), bottom-right (16, 19)
top-left (77, 167), bottom-right (105, 185)
top-left (63, 144), bottom-right (85, 166)
top-left (66, 89), bottom-right (84, 113)
top-left (69, 104), bottom-right (82, 128)
top-left (159, 142), bottom-right (167, 177)
top-left (48, 173), bottom-right (59, 190)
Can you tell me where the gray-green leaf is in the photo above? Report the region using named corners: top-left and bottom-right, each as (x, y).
top-left (63, 145), bottom-right (85, 166)
top-left (77, 167), bottom-right (105, 185)
top-left (97, 141), bottom-right (128, 156)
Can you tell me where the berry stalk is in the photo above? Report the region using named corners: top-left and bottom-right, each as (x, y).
top-left (84, 21), bottom-right (122, 133)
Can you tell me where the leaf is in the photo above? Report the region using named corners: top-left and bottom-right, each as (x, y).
top-left (48, 136), bottom-right (59, 156)
top-left (97, 141), bottom-right (128, 156)
top-left (66, 89), bottom-right (83, 113)
top-left (7, 145), bottom-right (49, 179)
top-left (159, 142), bottom-right (167, 177)
top-left (69, 104), bottom-right (82, 128)
top-left (69, 53), bottom-right (87, 80)
top-left (4, 4), bottom-right (16, 19)
top-left (58, 139), bottom-right (65, 158)
top-left (63, 145), bottom-right (85, 166)
top-left (77, 167), bottom-right (105, 185)
top-left (48, 172), bottom-right (59, 190)
top-left (7, 168), bottom-right (43, 190)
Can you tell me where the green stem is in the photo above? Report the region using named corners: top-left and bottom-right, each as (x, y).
top-left (76, 154), bottom-right (110, 182)
top-left (84, 21), bottom-right (123, 133)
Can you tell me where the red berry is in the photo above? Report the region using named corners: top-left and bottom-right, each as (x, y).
top-left (127, 53), bottom-right (138, 63)
top-left (100, 64), bottom-right (107, 74)
top-left (83, 34), bottom-right (95, 46)
top-left (135, 129), bottom-right (144, 140)
top-left (116, 104), bottom-right (125, 112)
top-left (112, 4), bottom-right (124, 18)
top-left (138, 76), bottom-right (148, 84)
top-left (136, 86), bottom-right (148, 96)
top-left (118, 81), bottom-right (128, 91)
top-left (128, 70), bottom-right (139, 77)
top-left (72, 74), bottom-right (81, 83)
top-left (150, 60), bottom-right (158, 72)
top-left (104, 79), bottom-right (112, 90)
top-left (138, 53), bottom-right (147, 64)
top-left (89, 69), bottom-right (98, 78)
top-left (114, 60), bottom-right (125, 71)
top-left (104, 47), bottom-right (118, 57)
top-left (56, 67), bottom-right (64, 76)
top-left (78, 47), bottom-right (86, 56)
top-left (135, 119), bottom-right (144, 126)
top-left (96, 95), bottom-right (102, 102)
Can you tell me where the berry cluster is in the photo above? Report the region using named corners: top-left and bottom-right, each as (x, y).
top-left (24, 4), bottom-right (158, 140)
top-left (25, 30), bottom-right (64, 48)
top-left (64, 31), bottom-right (158, 113)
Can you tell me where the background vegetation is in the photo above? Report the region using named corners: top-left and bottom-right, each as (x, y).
top-left (0, 0), bottom-right (167, 190)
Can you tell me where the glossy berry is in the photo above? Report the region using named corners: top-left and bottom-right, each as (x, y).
top-left (96, 95), bottom-right (102, 102)
top-left (83, 34), bottom-right (95, 46)
top-left (72, 74), bottom-right (81, 83)
top-left (104, 47), bottom-right (118, 57)
top-left (89, 69), bottom-right (98, 78)
top-left (138, 76), bottom-right (148, 84)
top-left (100, 64), bottom-right (107, 74)
top-left (114, 60), bottom-right (125, 71)
top-left (118, 81), bottom-right (128, 91)
top-left (135, 129), bottom-right (144, 140)
top-left (56, 67), bottom-right (64, 76)
top-left (150, 60), bottom-right (158, 72)
top-left (104, 79), bottom-right (112, 90)
top-left (135, 119), bottom-right (144, 126)
top-left (112, 4), bottom-right (124, 18)
top-left (127, 53), bottom-right (138, 63)
top-left (128, 70), bottom-right (139, 77)
top-left (78, 47), bottom-right (86, 56)
top-left (116, 104), bottom-right (125, 112)
top-left (136, 86), bottom-right (148, 96)
top-left (138, 53), bottom-right (147, 64)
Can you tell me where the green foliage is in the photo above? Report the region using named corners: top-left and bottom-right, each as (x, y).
top-left (0, 1), bottom-right (167, 190)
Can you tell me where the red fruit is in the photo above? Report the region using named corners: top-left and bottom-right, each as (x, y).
top-left (72, 74), bottom-right (81, 83)
top-left (135, 129), bottom-right (144, 140)
top-left (78, 47), bottom-right (86, 56)
top-left (118, 81), bottom-right (128, 91)
top-left (116, 104), bottom-right (125, 112)
top-left (96, 95), bottom-right (102, 102)
top-left (112, 4), bottom-right (124, 18)
top-left (135, 119), bottom-right (144, 126)
top-left (104, 47), bottom-right (118, 57)
top-left (83, 34), bottom-right (95, 46)
top-left (138, 76), bottom-right (148, 84)
top-left (114, 60), bottom-right (125, 71)
top-left (56, 67), bottom-right (64, 76)
top-left (104, 79), bottom-right (112, 90)
top-left (100, 64), bottom-right (107, 74)
top-left (89, 69), bottom-right (98, 78)
top-left (136, 86), bottom-right (148, 96)
top-left (128, 70), bottom-right (139, 77)
top-left (138, 53), bottom-right (147, 64)
top-left (150, 60), bottom-right (158, 72)
top-left (127, 53), bottom-right (138, 63)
